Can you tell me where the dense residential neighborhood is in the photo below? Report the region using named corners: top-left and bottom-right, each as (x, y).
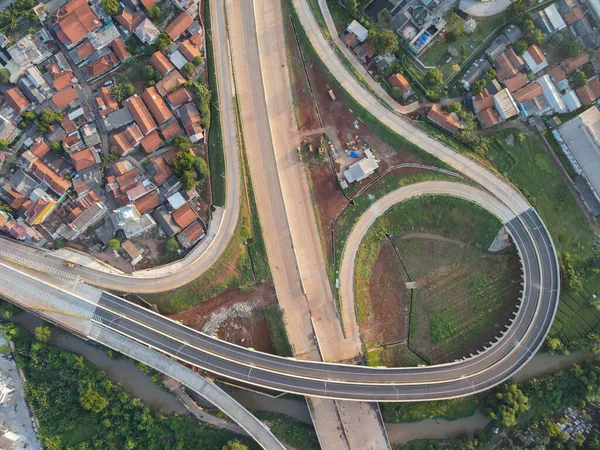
top-left (0, 0), bottom-right (210, 269)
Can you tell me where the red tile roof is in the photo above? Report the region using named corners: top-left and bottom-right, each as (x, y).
top-left (160, 120), bottom-right (183, 142)
top-left (189, 32), bottom-right (203, 47)
top-left (55, 0), bottom-right (101, 46)
top-left (502, 73), bottom-right (527, 93)
top-left (155, 70), bottom-right (185, 97)
top-left (99, 87), bottom-right (118, 114)
top-left (526, 44), bottom-right (545, 65)
top-left (179, 40), bottom-right (200, 62)
top-left (111, 124), bottom-right (143, 156)
top-left (30, 139), bottom-right (50, 158)
top-left (182, 221), bottom-right (203, 243)
top-left (505, 48), bottom-right (524, 69)
top-left (474, 93), bottom-right (494, 112)
top-left (166, 87), bottom-right (192, 107)
top-left (388, 73), bottom-right (411, 94)
top-left (52, 86), bottom-right (78, 110)
top-left (139, 130), bottom-right (162, 153)
top-left (164, 12), bottom-right (194, 41)
top-left (576, 84), bottom-right (596, 104)
top-left (1, 185), bottom-right (24, 208)
top-left (149, 156), bottom-right (171, 184)
top-left (140, 0), bottom-right (158, 9)
top-left (31, 159), bottom-right (71, 195)
top-left (590, 76), bottom-right (600, 99)
top-left (149, 51), bottom-right (174, 76)
top-left (479, 108), bottom-right (500, 129)
top-left (427, 103), bottom-right (461, 134)
top-left (76, 39), bottom-right (95, 59)
top-left (124, 95), bottom-right (158, 135)
top-left (141, 86), bottom-right (173, 125)
top-left (564, 7), bottom-right (585, 25)
top-left (5, 87), bottom-right (30, 114)
top-left (110, 38), bottom-right (131, 62)
top-left (115, 8), bottom-right (144, 32)
top-left (71, 147), bottom-right (98, 172)
top-left (512, 82), bottom-right (543, 104)
top-left (86, 53), bottom-right (118, 79)
top-left (548, 66), bottom-right (566, 83)
top-left (52, 71), bottom-right (74, 91)
top-left (134, 190), bottom-right (160, 214)
top-left (171, 203), bottom-right (197, 228)
top-left (61, 116), bottom-right (77, 133)
top-left (563, 52), bottom-right (589, 74)
top-left (495, 52), bottom-right (517, 80)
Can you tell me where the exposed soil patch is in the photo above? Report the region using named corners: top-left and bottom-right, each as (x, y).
top-left (362, 241), bottom-right (411, 348)
top-left (166, 281), bottom-right (279, 353)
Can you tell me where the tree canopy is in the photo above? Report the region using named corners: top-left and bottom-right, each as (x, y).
top-left (171, 152), bottom-right (196, 176)
top-left (425, 69), bottom-right (443, 88)
top-left (101, 0), bottom-right (119, 15)
top-left (370, 28), bottom-right (399, 55)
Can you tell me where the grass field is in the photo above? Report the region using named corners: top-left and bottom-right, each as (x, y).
top-left (205, 0), bottom-right (226, 207)
top-left (366, 343), bottom-right (426, 367)
top-left (403, 238), bottom-right (520, 363)
top-left (355, 196), bottom-right (520, 364)
top-left (264, 306), bottom-right (293, 357)
top-left (484, 131), bottom-right (600, 344)
top-left (419, 13), bottom-right (505, 79)
top-left (381, 396), bottom-right (478, 423)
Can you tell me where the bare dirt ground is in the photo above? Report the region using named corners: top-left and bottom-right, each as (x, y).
top-left (167, 281), bottom-right (279, 352)
top-left (362, 241), bottom-right (411, 348)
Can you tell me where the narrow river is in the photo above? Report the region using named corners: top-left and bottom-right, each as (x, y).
top-left (12, 313), bottom-right (594, 444)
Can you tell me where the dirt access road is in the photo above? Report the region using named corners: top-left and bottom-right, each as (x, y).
top-left (226, 0), bottom-right (390, 447)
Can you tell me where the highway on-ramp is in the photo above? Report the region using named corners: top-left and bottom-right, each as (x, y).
top-left (0, 180), bottom-right (559, 401)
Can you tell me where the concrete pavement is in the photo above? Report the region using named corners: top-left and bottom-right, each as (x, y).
top-left (459, 0), bottom-right (513, 17)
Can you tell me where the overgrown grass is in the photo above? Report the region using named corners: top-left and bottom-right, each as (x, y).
top-left (366, 344), bottom-right (425, 367)
top-left (381, 396), bottom-right (478, 423)
top-left (264, 306), bottom-right (293, 357)
top-left (205, 0), bottom-right (226, 207)
top-left (254, 412), bottom-right (320, 450)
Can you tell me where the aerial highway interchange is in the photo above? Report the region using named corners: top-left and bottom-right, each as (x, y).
top-left (0, 0), bottom-right (561, 447)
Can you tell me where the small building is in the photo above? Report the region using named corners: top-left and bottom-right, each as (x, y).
top-left (343, 149), bottom-right (379, 184)
top-left (523, 44), bottom-right (548, 74)
top-left (134, 19), bottom-right (160, 45)
top-left (152, 205), bottom-right (181, 237)
top-left (388, 73), bottom-right (413, 99)
top-left (121, 239), bottom-right (142, 265)
top-left (538, 74), bottom-right (567, 112)
top-left (60, 201), bottom-right (108, 240)
top-left (110, 204), bottom-right (156, 238)
top-left (177, 221), bottom-right (204, 248)
top-left (164, 12), bottom-right (194, 41)
top-left (562, 90), bottom-right (582, 112)
top-left (427, 104), bottom-right (461, 135)
top-left (493, 88), bottom-right (519, 120)
top-left (346, 20), bottom-right (368, 43)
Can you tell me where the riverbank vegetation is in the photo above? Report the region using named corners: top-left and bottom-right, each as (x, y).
top-left (2, 323), bottom-right (255, 450)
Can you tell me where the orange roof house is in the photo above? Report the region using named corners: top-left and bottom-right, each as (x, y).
top-left (86, 53), bottom-right (118, 79)
top-left (53, 0), bottom-right (101, 48)
top-left (71, 147), bottom-right (99, 172)
top-left (155, 70), bottom-right (186, 97)
top-left (30, 138), bottom-right (50, 158)
top-left (166, 87), bottom-right (192, 108)
top-left (30, 159), bottom-right (71, 195)
top-left (141, 86), bottom-right (173, 125)
top-left (52, 86), bottom-right (78, 110)
top-left (548, 66), bottom-right (566, 83)
top-left (165, 12), bottom-right (194, 41)
top-left (388, 73), bottom-right (413, 98)
top-left (5, 87), bottom-right (30, 114)
top-left (426, 104), bottom-right (461, 135)
top-left (140, 0), bottom-right (158, 9)
top-left (52, 71), bottom-right (74, 91)
top-left (110, 38), bottom-right (131, 62)
top-left (563, 52), bottom-right (589, 74)
top-left (564, 7), bottom-right (585, 25)
top-left (25, 197), bottom-right (56, 225)
top-left (115, 7), bottom-right (144, 32)
top-left (134, 190), bottom-right (160, 214)
top-left (149, 51), bottom-right (175, 76)
top-left (160, 120), bottom-right (184, 142)
top-left (502, 73), bottom-right (527, 93)
top-left (76, 39), bottom-right (95, 60)
top-left (124, 95), bottom-right (158, 135)
top-left (98, 87), bottom-right (118, 116)
top-left (139, 130), bottom-right (162, 153)
top-left (179, 40), bottom-right (200, 62)
top-left (148, 156), bottom-right (171, 185)
top-left (171, 203), bottom-right (197, 229)
top-left (576, 84), bottom-right (596, 104)
top-left (478, 108), bottom-right (500, 129)
top-left (111, 124), bottom-right (143, 156)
